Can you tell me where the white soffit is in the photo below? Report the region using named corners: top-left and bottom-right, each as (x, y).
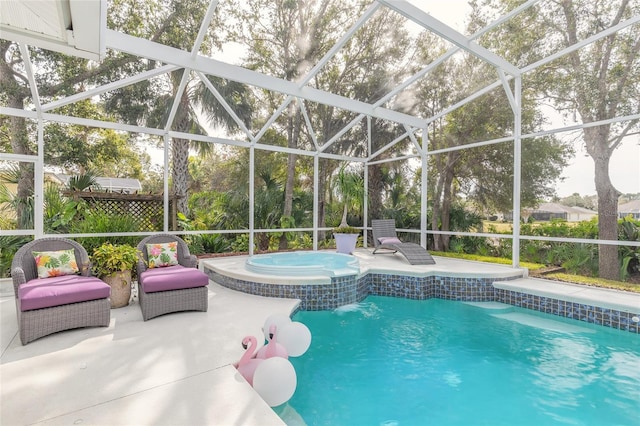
top-left (0, 0), bottom-right (106, 60)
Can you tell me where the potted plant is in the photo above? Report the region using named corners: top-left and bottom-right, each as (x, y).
top-left (91, 243), bottom-right (140, 308)
top-left (331, 166), bottom-right (364, 254)
top-left (333, 225), bottom-right (360, 254)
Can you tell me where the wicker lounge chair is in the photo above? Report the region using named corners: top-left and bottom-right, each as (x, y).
top-left (10, 238), bottom-right (111, 345)
top-left (371, 219), bottom-right (436, 265)
top-left (136, 234), bottom-right (209, 321)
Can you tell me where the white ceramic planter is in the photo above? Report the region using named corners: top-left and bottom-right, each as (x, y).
top-left (334, 233), bottom-right (359, 254)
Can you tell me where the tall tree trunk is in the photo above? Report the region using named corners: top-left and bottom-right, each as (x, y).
top-left (171, 90), bottom-right (193, 222)
top-left (432, 169), bottom-right (445, 251)
top-left (439, 161), bottom-right (457, 251)
top-left (8, 96), bottom-right (34, 228)
top-left (2, 41), bottom-right (33, 228)
top-left (368, 165), bottom-right (383, 217)
top-left (429, 126), bottom-right (442, 250)
top-left (558, 0), bottom-right (636, 280)
top-left (368, 165), bottom-right (383, 245)
top-left (437, 152), bottom-right (458, 251)
top-left (317, 159), bottom-right (328, 242)
top-left (585, 125), bottom-right (620, 280)
top-left (172, 137), bottom-right (190, 221)
top-left (279, 104), bottom-right (302, 249)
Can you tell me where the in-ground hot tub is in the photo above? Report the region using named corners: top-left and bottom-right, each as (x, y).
top-left (245, 251), bottom-right (359, 277)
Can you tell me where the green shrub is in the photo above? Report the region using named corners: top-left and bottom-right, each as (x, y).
top-left (0, 236), bottom-right (32, 278)
top-left (619, 217), bottom-right (640, 281)
top-left (73, 211), bottom-right (141, 254)
top-left (90, 243), bottom-right (140, 278)
top-left (231, 233), bottom-right (250, 253)
top-left (201, 233), bottom-right (232, 253)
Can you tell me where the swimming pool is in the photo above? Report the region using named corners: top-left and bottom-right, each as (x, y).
top-left (245, 251), bottom-right (359, 277)
top-left (278, 297), bottom-right (640, 425)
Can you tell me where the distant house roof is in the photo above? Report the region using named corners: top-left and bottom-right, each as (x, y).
top-left (531, 202), bottom-right (566, 213)
top-left (619, 200), bottom-right (640, 214)
top-left (530, 202), bottom-right (596, 215)
top-left (55, 174), bottom-right (142, 193)
top-left (569, 206), bottom-right (598, 214)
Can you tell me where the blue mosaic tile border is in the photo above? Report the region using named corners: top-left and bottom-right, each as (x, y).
top-left (207, 271), bottom-right (362, 310)
top-left (495, 288), bottom-right (639, 333)
top-left (206, 269), bottom-right (639, 333)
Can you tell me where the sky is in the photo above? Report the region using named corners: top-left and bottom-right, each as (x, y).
top-left (558, 137), bottom-right (639, 197)
top-left (415, 0), bottom-right (639, 197)
top-left (197, 0), bottom-right (639, 198)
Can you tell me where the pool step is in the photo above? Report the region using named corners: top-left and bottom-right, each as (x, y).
top-left (491, 311), bottom-right (596, 334)
top-left (493, 277), bottom-right (640, 313)
top-left (462, 301), bottom-right (513, 312)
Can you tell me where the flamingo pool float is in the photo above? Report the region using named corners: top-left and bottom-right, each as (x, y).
top-left (236, 336), bottom-right (263, 386)
top-left (257, 324), bottom-right (289, 359)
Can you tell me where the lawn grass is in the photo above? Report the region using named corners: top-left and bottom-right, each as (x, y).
top-left (431, 251), bottom-right (640, 294)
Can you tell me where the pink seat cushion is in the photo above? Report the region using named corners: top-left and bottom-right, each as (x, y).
top-left (139, 265), bottom-right (209, 293)
top-left (19, 275), bottom-right (111, 312)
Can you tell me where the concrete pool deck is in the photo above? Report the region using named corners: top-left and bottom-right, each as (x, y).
top-left (2, 251), bottom-right (639, 425)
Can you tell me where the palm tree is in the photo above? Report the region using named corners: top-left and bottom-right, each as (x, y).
top-left (149, 71), bottom-right (253, 218)
top-left (65, 172), bottom-right (100, 192)
top-left (333, 165), bottom-right (364, 228)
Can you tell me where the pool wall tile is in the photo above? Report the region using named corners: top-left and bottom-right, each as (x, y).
top-left (494, 288), bottom-right (639, 334)
top-left (207, 269), bottom-right (638, 334)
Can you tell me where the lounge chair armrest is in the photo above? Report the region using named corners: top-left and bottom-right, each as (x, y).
top-left (80, 262), bottom-right (92, 277)
top-left (136, 258), bottom-right (148, 276)
top-left (11, 267), bottom-right (26, 297)
top-left (185, 254), bottom-right (198, 268)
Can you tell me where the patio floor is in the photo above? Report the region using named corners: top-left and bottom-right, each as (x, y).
top-left (2, 252), bottom-right (639, 425)
top-left (1, 279), bottom-right (297, 425)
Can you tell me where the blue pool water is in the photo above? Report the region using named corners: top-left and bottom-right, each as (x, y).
top-left (278, 297), bottom-right (640, 426)
top-left (245, 251), bottom-right (359, 276)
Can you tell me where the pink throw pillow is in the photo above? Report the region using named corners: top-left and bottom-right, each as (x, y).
top-left (378, 237), bottom-right (401, 244)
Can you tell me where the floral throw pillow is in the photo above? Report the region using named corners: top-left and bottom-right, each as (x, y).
top-left (33, 249), bottom-right (79, 278)
top-left (146, 242), bottom-right (179, 268)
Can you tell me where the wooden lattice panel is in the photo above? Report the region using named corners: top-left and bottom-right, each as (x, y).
top-left (64, 191), bottom-right (180, 231)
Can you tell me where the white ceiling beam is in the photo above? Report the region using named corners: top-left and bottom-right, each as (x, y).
top-left (367, 154), bottom-right (419, 166)
top-left (522, 15), bottom-right (640, 74)
top-left (170, 128), bottom-right (363, 161)
top-left (196, 71), bottom-right (254, 140)
top-left (428, 136), bottom-right (513, 156)
top-left (105, 29), bottom-right (426, 129)
top-left (164, 69), bottom-right (191, 131)
top-left (0, 107), bottom-right (166, 136)
top-left (405, 124), bottom-right (422, 152)
top-left (368, 128), bottom-right (416, 161)
top-left (190, 0), bottom-right (219, 58)
top-left (377, 0), bottom-right (520, 77)
top-left (18, 44), bottom-right (42, 116)
top-left (426, 13), bottom-right (640, 126)
top-left (298, 99), bottom-right (320, 151)
top-left (42, 64), bottom-right (180, 112)
top-left (426, 80), bottom-right (502, 126)
top-left (169, 130), bottom-right (250, 149)
top-left (498, 69), bottom-right (517, 114)
top-left (377, 0), bottom-right (539, 109)
top-left (298, 2), bottom-right (380, 87)
top-left (251, 95), bottom-right (295, 145)
top-left (0, 0), bottom-right (107, 60)
top-left (320, 114), bottom-right (365, 152)
top-left (69, 0), bottom-right (107, 59)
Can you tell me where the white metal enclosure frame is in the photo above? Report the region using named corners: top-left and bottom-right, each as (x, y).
top-left (1, 0), bottom-right (639, 267)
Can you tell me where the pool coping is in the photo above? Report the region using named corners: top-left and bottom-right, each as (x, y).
top-left (202, 250), bottom-right (640, 333)
top-left (493, 277), bottom-right (640, 313)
